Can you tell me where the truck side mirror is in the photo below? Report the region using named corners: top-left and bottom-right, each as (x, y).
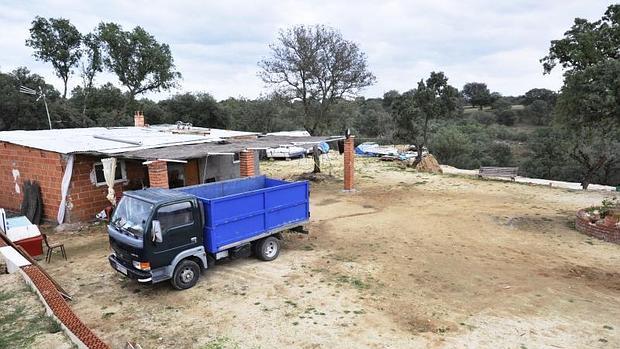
top-left (151, 220), bottom-right (163, 243)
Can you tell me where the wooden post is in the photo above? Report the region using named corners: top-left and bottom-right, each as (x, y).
top-left (313, 145), bottom-right (321, 173)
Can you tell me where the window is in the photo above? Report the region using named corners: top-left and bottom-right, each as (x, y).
top-left (93, 160), bottom-right (127, 186)
top-left (157, 202), bottom-right (194, 233)
top-left (111, 196), bottom-right (153, 238)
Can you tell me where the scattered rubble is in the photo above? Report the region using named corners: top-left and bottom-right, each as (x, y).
top-left (288, 172), bottom-right (341, 183)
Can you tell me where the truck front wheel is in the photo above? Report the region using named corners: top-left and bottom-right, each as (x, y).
top-left (256, 236), bottom-right (280, 261)
top-left (171, 259), bottom-right (200, 290)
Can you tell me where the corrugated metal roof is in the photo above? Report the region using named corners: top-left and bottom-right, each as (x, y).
top-left (0, 126), bottom-right (222, 155)
top-left (0, 125), bottom-right (343, 160)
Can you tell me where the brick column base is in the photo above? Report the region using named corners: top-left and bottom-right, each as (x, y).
top-left (240, 150), bottom-right (255, 177)
top-left (147, 160), bottom-right (169, 189)
top-left (344, 136), bottom-right (355, 191)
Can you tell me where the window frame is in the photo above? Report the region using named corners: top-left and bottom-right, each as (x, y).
top-left (93, 160), bottom-right (127, 187)
top-left (156, 201), bottom-right (195, 234)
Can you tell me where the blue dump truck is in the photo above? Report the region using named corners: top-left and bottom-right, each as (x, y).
top-left (107, 175), bottom-right (309, 289)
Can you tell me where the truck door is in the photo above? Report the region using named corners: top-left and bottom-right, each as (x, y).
top-left (150, 201), bottom-right (200, 269)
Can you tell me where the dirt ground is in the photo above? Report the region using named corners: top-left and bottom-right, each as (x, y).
top-left (38, 154), bottom-right (620, 349)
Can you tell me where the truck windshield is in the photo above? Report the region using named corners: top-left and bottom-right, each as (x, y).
top-left (111, 196), bottom-right (153, 239)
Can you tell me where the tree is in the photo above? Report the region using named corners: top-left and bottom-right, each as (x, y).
top-left (353, 99), bottom-right (393, 139)
top-left (158, 93), bottom-right (229, 128)
top-left (259, 24), bottom-right (376, 135)
top-left (26, 17), bottom-right (82, 98)
top-left (542, 4), bottom-right (620, 188)
top-left (98, 22), bottom-right (181, 103)
top-left (523, 128), bottom-right (568, 179)
top-left (496, 110), bottom-right (516, 126)
top-left (488, 142), bottom-right (513, 166)
top-left (392, 72), bottom-right (459, 162)
top-left (523, 88), bottom-right (557, 106)
top-left (541, 5), bottom-right (620, 73)
top-left (78, 33), bottom-right (103, 125)
top-left (221, 96), bottom-right (285, 132)
top-left (462, 82), bottom-right (492, 109)
top-left (492, 97), bottom-right (512, 112)
top-left (471, 110), bottom-right (495, 126)
top-left (430, 126), bottom-right (473, 168)
top-left (524, 100), bottom-right (552, 125)
top-left (555, 60), bottom-right (620, 188)
top-left (69, 82), bottom-right (129, 126)
top-left (0, 67), bottom-right (61, 130)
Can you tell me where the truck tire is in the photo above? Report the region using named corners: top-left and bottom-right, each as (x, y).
top-left (171, 259), bottom-right (200, 290)
top-left (256, 236), bottom-right (280, 261)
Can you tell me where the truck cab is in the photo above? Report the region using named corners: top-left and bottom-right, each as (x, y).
top-left (108, 189), bottom-right (209, 289)
top-left (108, 176), bottom-right (310, 290)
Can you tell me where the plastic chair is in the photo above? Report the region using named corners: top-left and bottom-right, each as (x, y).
top-left (43, 233), bottom-right (66, 262)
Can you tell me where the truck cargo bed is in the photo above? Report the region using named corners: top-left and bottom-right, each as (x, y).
top-left (179, 176), bottom-right (309, 253)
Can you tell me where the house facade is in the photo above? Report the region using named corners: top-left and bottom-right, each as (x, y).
top-left (0, 113), bottom-right (338, 223)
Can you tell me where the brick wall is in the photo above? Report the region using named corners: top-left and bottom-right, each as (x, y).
top-left (66, 155), bottom-right (147, 222)
top-left (575, 209), bottom-right (620, 244)
top-left (0, 142), bottom-right (65, 220)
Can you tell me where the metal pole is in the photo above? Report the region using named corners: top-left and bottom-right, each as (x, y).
top-left (40, 86), bottom-right (52, 130)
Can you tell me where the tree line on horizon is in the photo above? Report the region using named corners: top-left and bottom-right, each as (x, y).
top-left (0, 5), bottom-right (618, 188)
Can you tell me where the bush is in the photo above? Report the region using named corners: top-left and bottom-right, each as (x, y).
top-left (430, 126), bottom-right (473, 168)
top-left (492, 97), bottom-right (513, 112)
top-left (471, 110), bottom-right (496, 126)
top-left (490, 125), bottom-right (528, 142)
top-left (486, 142), bottom-right (513, 166)
top-left (496, 110), bottom-right (516, 126)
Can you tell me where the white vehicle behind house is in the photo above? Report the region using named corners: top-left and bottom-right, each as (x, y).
top-left (266, 145), bottom-right (307, 160)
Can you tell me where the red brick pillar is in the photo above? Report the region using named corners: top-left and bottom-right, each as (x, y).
top-left (134, 111), bottom-right (145, 127)
top-left (344, 136), bottom-right (355, 191)
top-left (240, 150), bottom-right (255, 177)
top-left (147, 160), bottom-right (169, 189)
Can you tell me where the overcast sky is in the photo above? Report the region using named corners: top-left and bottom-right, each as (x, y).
top-left (0, 0), bottom-right (612, 101)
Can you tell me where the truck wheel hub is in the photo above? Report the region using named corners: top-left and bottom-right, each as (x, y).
top-left (265, 241), bottom-right (277, 257)
top-left (180, 268), bottom-right (194, 283)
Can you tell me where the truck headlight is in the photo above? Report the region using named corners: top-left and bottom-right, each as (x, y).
top-left (132, 261), bottom-right (151, 271)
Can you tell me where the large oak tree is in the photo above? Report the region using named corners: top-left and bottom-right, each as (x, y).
top-left (259, 25), bottom-right (376, 135)
top-left (542, 4), bottom-right (620, 189)
top-left (98, 23), bottom-right (181, 104)
top-left (391, 72), bottom-right (460, 163)
top-left (26, 17), bottom-right (82, 99)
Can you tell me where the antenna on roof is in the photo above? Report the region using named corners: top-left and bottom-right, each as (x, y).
top-left (19, 85), bottom-right (52, 130)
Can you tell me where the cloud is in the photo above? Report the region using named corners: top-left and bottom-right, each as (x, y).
top-left (0, 0), bottom-right (612, 100)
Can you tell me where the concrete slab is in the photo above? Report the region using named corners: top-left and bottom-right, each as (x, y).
top-left (0, 246), bottom-right (31, 273)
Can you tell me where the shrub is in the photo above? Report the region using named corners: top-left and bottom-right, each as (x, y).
top-left (430, 126), bottom-right (473, 168)
top-left (496, 110), bottom-right (516, 126)
top-left (471, 110), bottom-right (496, 126)
top-left (486, 142), bottom-right (513, 166)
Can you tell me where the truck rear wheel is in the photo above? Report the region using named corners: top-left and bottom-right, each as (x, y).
top-left (171, 259), bottom-right (200, 290)
top-left (256, 236), bottom-right (280, 261)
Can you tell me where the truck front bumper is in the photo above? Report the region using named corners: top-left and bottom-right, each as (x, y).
top-left (108, 254), bottom-right (152, 283)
